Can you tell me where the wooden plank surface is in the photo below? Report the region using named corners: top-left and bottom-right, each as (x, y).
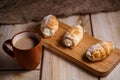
top-left (41, 15), bottom-right (98, 80)
top-left (91, 11), bottom-right (120, 80)
top-left (0, 70), bottom-right (40, 80)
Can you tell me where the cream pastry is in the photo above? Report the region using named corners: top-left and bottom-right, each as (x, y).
top-left (63, 25), bottom-right (83, 48)
top-left (40, 15), bottom-right (59, 38)
top-left (86, 41), bottom-right (115, 61)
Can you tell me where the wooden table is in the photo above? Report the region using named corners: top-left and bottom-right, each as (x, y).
top-left (0, 10), bottom-right (120, 80)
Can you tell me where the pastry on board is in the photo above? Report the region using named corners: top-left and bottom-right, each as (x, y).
top-left (86, 41), bottom-right (115, 61)
top-left (63, 25), bottom-right (83, 48)
top-left (40, 15), bottom-right (59, 38)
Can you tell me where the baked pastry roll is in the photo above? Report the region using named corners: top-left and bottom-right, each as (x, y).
top-left (86, 41), bottom-right (115, 61)
top-left (63, 25), bottom-right (83, 48)
top-left (40, 15), bottom-right (59, 38)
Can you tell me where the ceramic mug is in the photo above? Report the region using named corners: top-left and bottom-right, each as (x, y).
top-left (2, 31), bottom-right (42, 70)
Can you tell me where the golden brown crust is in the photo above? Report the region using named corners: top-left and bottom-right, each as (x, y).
top-left (86, 41), bottom-right (114, 61)
top-left (45, 15), bottom-right (58, 30)
top-left (63, 25), bottom-right (83, 48)
top-left (68, 26), bottom-right (81, 37)
top-left (40, 15), bottom-right (59, 38)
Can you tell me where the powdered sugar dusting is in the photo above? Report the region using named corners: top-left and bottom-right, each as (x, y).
top-left (41, 15), bottom-right (59, 37)
top-left (64, 25), bottom-right (83, 46)
top-left (88, 43), bottom-right (101, 53)
top-left (43, 15), bottom-right (53, 27)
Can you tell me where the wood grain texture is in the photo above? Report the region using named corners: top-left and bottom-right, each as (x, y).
top-left (0, 70), bottom-right (39, 80)
top-left (91, 11), bottom-right (120, 80)
top-left (0, 10), bottom-right (119, 80)
top-left (41, 21), bottom-right (120, 77)
top-left (41, 15), bottom-right (97, 80)
top-left (0, 22), bottom-right (41, 70)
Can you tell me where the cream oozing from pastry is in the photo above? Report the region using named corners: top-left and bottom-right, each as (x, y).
top-left (43, 28), bottom-right (55, 37)
top-left (86, 51), bottom-right (92, 61)
top-left (64, 38), bottom-right (73, 47)
top-left (64, 25), bottom-right (83, 47)
top-left (86, 43), bottom-right (101, 60)
top-left (41, 15), bottom-right (59, 37)
top-left (43, 15), bottom-right (58, 32)
top-left (64, 32), bottom-right (72, 47)
top-left (86, 41), bottom-right (115, 61)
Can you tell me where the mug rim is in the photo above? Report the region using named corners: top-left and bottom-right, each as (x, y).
top-left (11, 31), bottom-right (42, 51)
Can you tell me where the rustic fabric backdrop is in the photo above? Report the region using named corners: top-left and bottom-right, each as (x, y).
top-left (0, 0), bottom-right (120, 24)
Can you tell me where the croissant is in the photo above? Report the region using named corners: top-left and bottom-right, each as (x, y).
top-left (40, 15), bottom-right (59, 38)
top-left (86, 41), bottom-right (115, 61)
top-left (63, 25), bottom-right (83, 48)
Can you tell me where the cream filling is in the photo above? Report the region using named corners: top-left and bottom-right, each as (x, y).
top-left (86, 43), bottom-right (101, 61)
top-left (43, 28), bottom-right (54, 37)
top-left (64, 38), bottom-right (72, 47)
top-left (86, 51), bottom-right (92, 60)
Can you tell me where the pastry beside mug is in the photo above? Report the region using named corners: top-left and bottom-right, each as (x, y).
top-left (40, 15), bottom-right (59, 38)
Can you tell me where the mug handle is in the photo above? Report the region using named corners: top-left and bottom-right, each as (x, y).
top-left (2, 39), bottom-right (15, 58)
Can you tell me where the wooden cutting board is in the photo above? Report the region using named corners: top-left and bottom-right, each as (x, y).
top-left (41, 21), bottom-right (120, 77)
